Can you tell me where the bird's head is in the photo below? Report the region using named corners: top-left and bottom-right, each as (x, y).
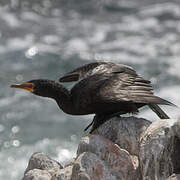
top-left (11, 79), bottom-right (57, 98)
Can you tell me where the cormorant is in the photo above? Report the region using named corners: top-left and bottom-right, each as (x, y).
top-left (11, 62), bottom-right (174, 133)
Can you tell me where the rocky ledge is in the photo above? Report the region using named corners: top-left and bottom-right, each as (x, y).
top-left (22, 117), bottom-right (180, 180)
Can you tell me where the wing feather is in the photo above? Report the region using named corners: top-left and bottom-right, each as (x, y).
top-left (59, 62), bottom-right (136, 82)
top-left (97, 72), bottom-right (171, 105)
top-left (59, 62), bottom-right (106, 82)
top-left (63, 62), bottom-right (173, 106)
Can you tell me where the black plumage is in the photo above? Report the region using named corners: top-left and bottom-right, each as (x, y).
top-left (11, 62), bottom-right (174, 133)
top-left (59, 62), bottom-right (173, 132)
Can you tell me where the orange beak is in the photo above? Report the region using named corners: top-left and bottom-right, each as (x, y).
top-left (10, 83), bottom-right (34, 93)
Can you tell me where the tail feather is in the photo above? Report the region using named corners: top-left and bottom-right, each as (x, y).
top-left (148, 104), bottom-right (170, 119)
top-left (139, 95), bottom-right (176, 106)
top-left (132, 95), bottom-right (176, 107)
top-left (154, 96), bottom-right (176, 106)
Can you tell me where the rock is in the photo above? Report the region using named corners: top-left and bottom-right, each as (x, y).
top-left (56, 165), bottom-right (73, 180)
top-left (72, 152), bottom-right (113, 180)
top-left (140, 119), bottom-right (180, 180)
top-left (22, 117), bottom-right (180, 180)
top-left (64, 158), bottom-right (75, 168)
top-left (22, 169), bottom-right (51, 180)
top-left (77, 134), bottom-right (136, 179)
top-left (94, 116), bottom-right (151, 156)
top-left (24, 152), bottom-right (62, 177)
top-left (167, 174), bottom-right (180, 180)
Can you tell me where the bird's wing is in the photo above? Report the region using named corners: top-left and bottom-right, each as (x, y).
top-left (59, 62), bottom-right (106, 82)
top-left (98, 72), bottom-right (173, 105)
top-left (70, 74), bottom-right (110, 110)
top-left (71, 71), bottom-right (172, 106)
top-left (59, 62), bottom-right (136, 82)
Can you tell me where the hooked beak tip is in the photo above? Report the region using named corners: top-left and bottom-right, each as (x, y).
top-left (10, 83), bottom-right (34, 93)
top-left (10, 84), bottom-right (20, 88)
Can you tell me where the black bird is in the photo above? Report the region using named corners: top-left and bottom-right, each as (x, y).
top-left (11, 62), bottom-right (174, 133)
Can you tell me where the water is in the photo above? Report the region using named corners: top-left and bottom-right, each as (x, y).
top-left (0, 0), bottom-right (180, 179)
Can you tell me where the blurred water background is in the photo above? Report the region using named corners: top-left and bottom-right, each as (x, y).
top-left (1, 0), bottom-right (180, 179)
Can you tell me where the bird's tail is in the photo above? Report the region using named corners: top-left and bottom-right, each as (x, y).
top-left (148, 104), bottom-right (170, 119)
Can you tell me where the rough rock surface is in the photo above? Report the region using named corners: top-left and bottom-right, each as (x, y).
top-left (55, 165), bottom-right (73, 180)
top-left (72, 152), bottom-right (113, 180)
top-left (77, 134), bottom-right (136, 179)
top-left (24, 152), bottom-right (62, 177)
top-left (22, 169), bottom-right (51, 180)
top-left (94, 116), bottom-right (151, 156)
top-left (140, 119), bottom-right (180, 180)
top-left (22, 117), bottom-right (180, 180)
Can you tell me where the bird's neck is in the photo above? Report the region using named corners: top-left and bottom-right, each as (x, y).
top-left (40, 81), bottom-right (74, 114)
top-left (51, 84), bottom-right (75, 115)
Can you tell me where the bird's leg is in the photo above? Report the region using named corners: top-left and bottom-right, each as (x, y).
top-left (89, 114), bottom-right (105, 134)
top-left (84, 114), bottom-right (106, 133)
top-left (84, 115), bottom-right (97, 132)
top-left (90, 112), bottom-right (123, 134)
top-left (84, 121), bottom-right (93, 131)
top-left (85, 111), bottom-right (124, 133)
top-left (105, 112), bottom-right (123, 119)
